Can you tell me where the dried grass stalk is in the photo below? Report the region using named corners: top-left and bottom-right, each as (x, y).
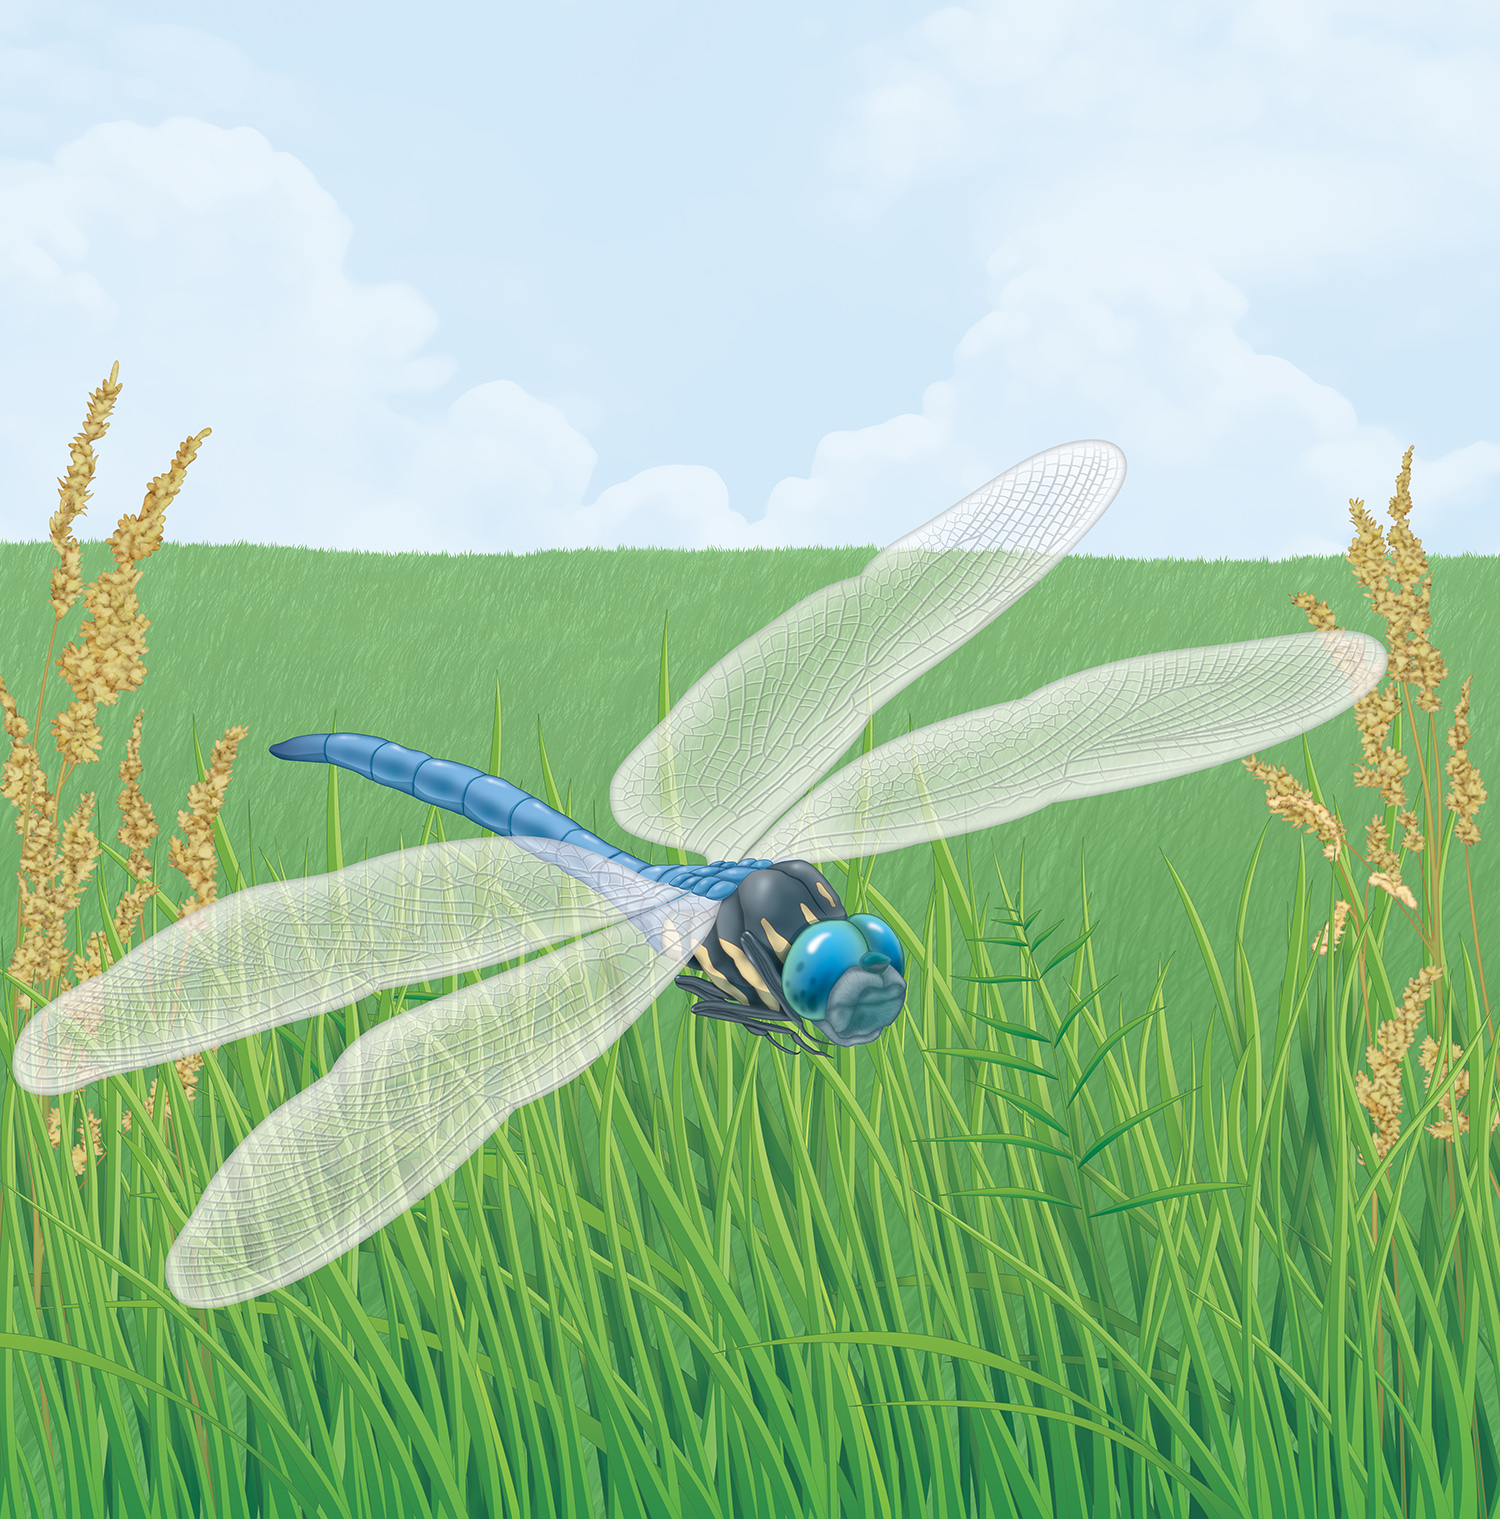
top-left (1, 366), bottom-right (245, 1039)
top-left (1247, 448), bottom-right (1489, 1155)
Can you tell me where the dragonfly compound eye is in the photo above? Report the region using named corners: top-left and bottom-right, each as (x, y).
top-left (782, 915), bottom-right (907, 1047)
top-left (846, 913), bottom-right (905, 978)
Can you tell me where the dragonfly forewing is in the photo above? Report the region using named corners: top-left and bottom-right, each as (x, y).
top-left (164, 902), bottom-right (720, 1307)
top-left (610, 439), bottom-right (1126, 861)
top-left (13, 837), bottom-right (708, 1096)
top-left (750, 630), bottom-right (1388, 861)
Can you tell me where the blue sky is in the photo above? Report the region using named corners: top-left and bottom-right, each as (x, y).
top-left (1, 0), bottom-right (1496, 557)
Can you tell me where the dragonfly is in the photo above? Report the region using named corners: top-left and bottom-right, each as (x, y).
top-left (13, 439), bottom-right (1387, 1310)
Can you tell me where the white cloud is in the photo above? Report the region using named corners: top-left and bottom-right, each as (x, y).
top-left (0, 117), bottom-right (633, 553)
top-left (776, 0), bottom-right (1500, 558)
top-left (755, 381), bottom-right (983, 548)
top-left (562, 465), bottom-right (743, 550)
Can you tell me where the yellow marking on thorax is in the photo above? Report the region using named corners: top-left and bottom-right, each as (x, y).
top-left (692, 946), bottom-right (746, 1004)
top-left (760, 917), bottom-right (791, 957)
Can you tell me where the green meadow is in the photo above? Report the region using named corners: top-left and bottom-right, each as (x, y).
top-left (0, 377), bottom-right (1497, 1515)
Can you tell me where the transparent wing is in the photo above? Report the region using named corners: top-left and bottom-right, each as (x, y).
top-left (13, 836), bottom-right (708, 1096)
top-left (611, 439), bottom-right (1127, 861)
top-left (164, 902), bottom-right (720, 1308)
top-left (748, 630), bottom-right (1387, 861)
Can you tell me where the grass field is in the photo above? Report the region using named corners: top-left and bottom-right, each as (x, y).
top-left (1, 371), bottom-right (1496, 1515)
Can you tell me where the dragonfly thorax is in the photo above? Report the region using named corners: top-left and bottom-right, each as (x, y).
top-left (682, 860), bottom-right (907, 1052)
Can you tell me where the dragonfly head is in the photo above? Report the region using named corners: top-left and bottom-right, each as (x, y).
top-left (781, 913), bottom-right (906, 1046)
top-left (689, 861), bottom-right (907, 1051)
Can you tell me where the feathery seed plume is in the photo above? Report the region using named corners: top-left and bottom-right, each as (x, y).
top-left (53, 426), bottom-right (210, 736)
top-left (1242, 756), bottom-right (1346, 860)
top-left (1445, 677), bottom-right (1486, 846)
top-left (1368, 872), bottom-right (1418, 910)
top-left (1343, 449), bottom-right (1447, 713)
top-left (1312, 898), bottom-right (1352, 957)
top-left (47, 363), bottom-right (121, 621)
top-left (1417, 1034), bottom-right (1498, 1143)
top-left (1355, 964), bottom-right (1443, 1162)
top-left (107, 711), bottom-right (160, 951)
top-left (168, 726), bottom-right (249, 914)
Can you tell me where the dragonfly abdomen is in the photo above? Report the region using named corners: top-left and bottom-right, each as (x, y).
top-left (268, 732), bottom-right (770, 899)
top-left (270, 731), bottom-right (649, 860)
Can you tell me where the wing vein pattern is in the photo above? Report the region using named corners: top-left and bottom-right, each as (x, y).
top-left (164, 902), bottom-right (719, 1307)
top-left (610, 440), bottom-right (1127, 861)
top-left (13, 837), bottom-right (709, 1095)
top-left (753, 630), bottom-right (1388, 860)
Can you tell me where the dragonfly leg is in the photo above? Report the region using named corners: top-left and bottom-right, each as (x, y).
top-left (689, 1002), bottom-right (829, 1056)
top-left (673, 973), bottom-right (832, 1057)
top-left (737, 931), bottom-right (791, 1012)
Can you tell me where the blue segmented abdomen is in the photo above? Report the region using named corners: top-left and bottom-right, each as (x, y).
top-left (268, 733), bottom-right (771, 900)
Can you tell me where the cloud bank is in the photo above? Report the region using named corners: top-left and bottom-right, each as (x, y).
top-left (0, 4), bottom-right (1494, 557)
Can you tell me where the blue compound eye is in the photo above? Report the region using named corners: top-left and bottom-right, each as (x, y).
top-left (848, 914), bottom-right (904, 978)
top-left (782, 921), bottom-right (867, 1022)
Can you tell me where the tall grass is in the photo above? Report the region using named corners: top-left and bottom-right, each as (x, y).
top-left (0, 375), bottom-right (1492, 1516)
